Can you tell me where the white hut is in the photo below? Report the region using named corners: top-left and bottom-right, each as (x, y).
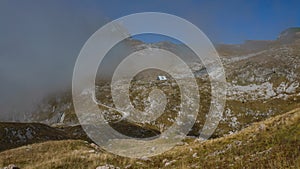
top-left (157, 75), bottom-right (167, 81)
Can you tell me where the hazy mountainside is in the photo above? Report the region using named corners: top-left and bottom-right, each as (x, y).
top-left (1, 107), bottom-right (299, 169)
top-left (22, 27), bottom-right (300, 138)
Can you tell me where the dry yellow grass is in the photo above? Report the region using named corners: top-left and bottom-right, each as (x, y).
top-left (1, 108), bottom-right (299, 169)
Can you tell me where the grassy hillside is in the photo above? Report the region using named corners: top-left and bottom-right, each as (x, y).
top-left (1, 107), bottom-right (299, 169)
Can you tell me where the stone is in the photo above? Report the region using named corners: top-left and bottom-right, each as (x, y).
top-left (96, 164), bottom-right (120, 169)
top-left (3, 164), bottom-right (20, 169)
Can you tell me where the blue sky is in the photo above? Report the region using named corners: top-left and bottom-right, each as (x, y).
top-left (87, 0), bottom-right (300, 44)
top-left (2, 0), bottom-right (299, 44)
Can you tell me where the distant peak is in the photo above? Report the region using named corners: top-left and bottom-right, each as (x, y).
top-left (278, 27), bottom-right (300, 42)
top-left (281, 27), bottom-right (300, 33)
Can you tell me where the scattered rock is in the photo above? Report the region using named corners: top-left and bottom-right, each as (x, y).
top-left (234, 156), bottom-right (241, 160)
top-left (90, 143), bottom-right (98, 149)
top-left (135, 161), bottom-right (143, 165)
top-left (96, 164), bottom-right (120, 169)
top-left (124, 164), bottom-right (132, 169)
top-left (192, 152), bottom-right (198, 158)
top-left (258, 124), bottom-right (266, 131)
top-left (3, 164), bottom-right (20, 169)
top-left (175, 142), bottom-right (184, 146)
top-left (139, 156), bottom-right (151, 161)
top-left (88, 149), bottom-right (95, 153)
top-left (162, 159), bottom-right (168, 163)
top-left (164, 160), bottom-right (176, 166)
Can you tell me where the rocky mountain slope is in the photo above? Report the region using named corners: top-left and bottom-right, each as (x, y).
top-left (0, 27), bottom-right (299, 168)
top-left (24, 27), bottom-right (300, 138)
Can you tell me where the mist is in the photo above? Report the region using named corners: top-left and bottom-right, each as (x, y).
top-left (0, 1), bottom-right (108, 121)
top-left (1, 1), bottom-right (298, 122)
